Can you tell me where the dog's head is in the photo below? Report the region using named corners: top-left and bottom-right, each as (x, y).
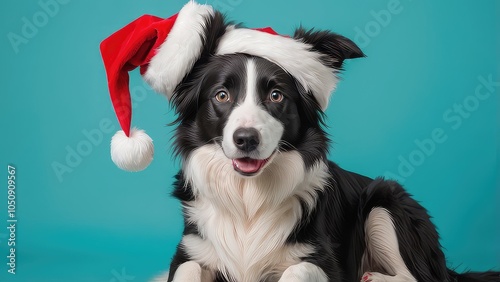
top-left (101, 2), bottom-right (363, 174)
top-left (170, 16), bottom-right (363, 177)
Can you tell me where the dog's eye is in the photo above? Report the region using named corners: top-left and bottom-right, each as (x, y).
top-left (215, 91), bottom-right (230, 103)
top-left (269, 90), bottom-right (284, 103)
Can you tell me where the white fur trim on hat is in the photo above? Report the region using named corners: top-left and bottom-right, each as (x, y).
top-left (111, 128), bottom-right (154, 171)
top-left (216, 28), bottom-right (337, 111)
top-left (144, 1), bottom-right (214, 99)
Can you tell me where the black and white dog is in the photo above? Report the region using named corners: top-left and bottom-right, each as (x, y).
top-left (160, 13), bottom-right (498, 282)
top-left (101, 2), bottom-right (498, 282)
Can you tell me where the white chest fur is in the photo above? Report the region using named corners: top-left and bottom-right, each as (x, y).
top-left (181, 145), bottom-right (329, 282)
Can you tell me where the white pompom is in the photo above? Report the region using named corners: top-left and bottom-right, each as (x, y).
top-left (110, 128), bottom-right (154, 171)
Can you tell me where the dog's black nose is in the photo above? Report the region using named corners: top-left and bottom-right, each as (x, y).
top-left (233, 128), bottom-right (260, 152)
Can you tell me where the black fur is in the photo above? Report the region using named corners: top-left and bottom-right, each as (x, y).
top-left (294, 27), bottom-right (365, 69)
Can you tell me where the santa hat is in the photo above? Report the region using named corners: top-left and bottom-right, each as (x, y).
top-left (100, 0), bottom-right (360, 171)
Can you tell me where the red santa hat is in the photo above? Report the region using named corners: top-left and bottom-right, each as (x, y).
top-left (100, 1), bottom-right (341, 171)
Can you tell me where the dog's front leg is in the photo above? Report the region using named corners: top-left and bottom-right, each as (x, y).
top-left (171, 261), bottom-right (214, 282)
top-left (278, 262), bottom-right (328, 282)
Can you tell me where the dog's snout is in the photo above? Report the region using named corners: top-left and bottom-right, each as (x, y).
top-left (233, 128), bottom-right (260, 152)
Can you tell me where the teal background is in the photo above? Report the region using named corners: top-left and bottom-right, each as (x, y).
top-left (1, 0), bottom-right (498, 281)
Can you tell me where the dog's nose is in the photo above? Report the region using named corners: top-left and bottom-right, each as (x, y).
top-left (233, 128), bottom-right (260, 152)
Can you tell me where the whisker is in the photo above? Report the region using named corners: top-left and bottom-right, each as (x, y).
top-left (278, 140), bottom-right (297, 151)
top-left (205, 136), bottom-right (223, 145)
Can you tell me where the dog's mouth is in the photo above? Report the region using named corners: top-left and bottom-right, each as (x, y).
top-left (232, 155), bottom-right (272, 176)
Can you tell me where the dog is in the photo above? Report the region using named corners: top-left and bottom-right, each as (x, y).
top-left (162, 17), bottom-right (498, 282)
top-left (100, 2), bottom-right (499, 282)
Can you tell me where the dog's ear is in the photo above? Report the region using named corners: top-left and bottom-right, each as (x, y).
top-left (294, 27), bottom-right (365, 69)
top-left (171, 11), bottom-right (230, 123)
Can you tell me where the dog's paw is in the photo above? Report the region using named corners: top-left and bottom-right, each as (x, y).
top-left (169, 262), bottom-right (215, 282)
top-left (361, 272), bottom-right (386, 282)
top-left (279, 262), bottom-right (328, 282)
top-left (172, 261), bottom-right (202, 282)
top-left (361, 272), bottom-right (417, 282)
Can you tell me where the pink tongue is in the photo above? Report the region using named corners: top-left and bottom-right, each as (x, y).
top-left (232, 158), bottom-right (265, 173)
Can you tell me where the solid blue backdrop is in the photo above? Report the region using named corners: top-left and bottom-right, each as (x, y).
top-left (1, 0), bottom-right (498, 281)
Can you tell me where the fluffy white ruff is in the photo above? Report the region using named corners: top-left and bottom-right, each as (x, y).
top-left (144, 1), bottom-right (213, 98)
top-left (216, 28), bottom-right (337, 111)
top-left (181, 144), bottom-right (330, 281)
top-left (110, 128), bottom-right (153, 171)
